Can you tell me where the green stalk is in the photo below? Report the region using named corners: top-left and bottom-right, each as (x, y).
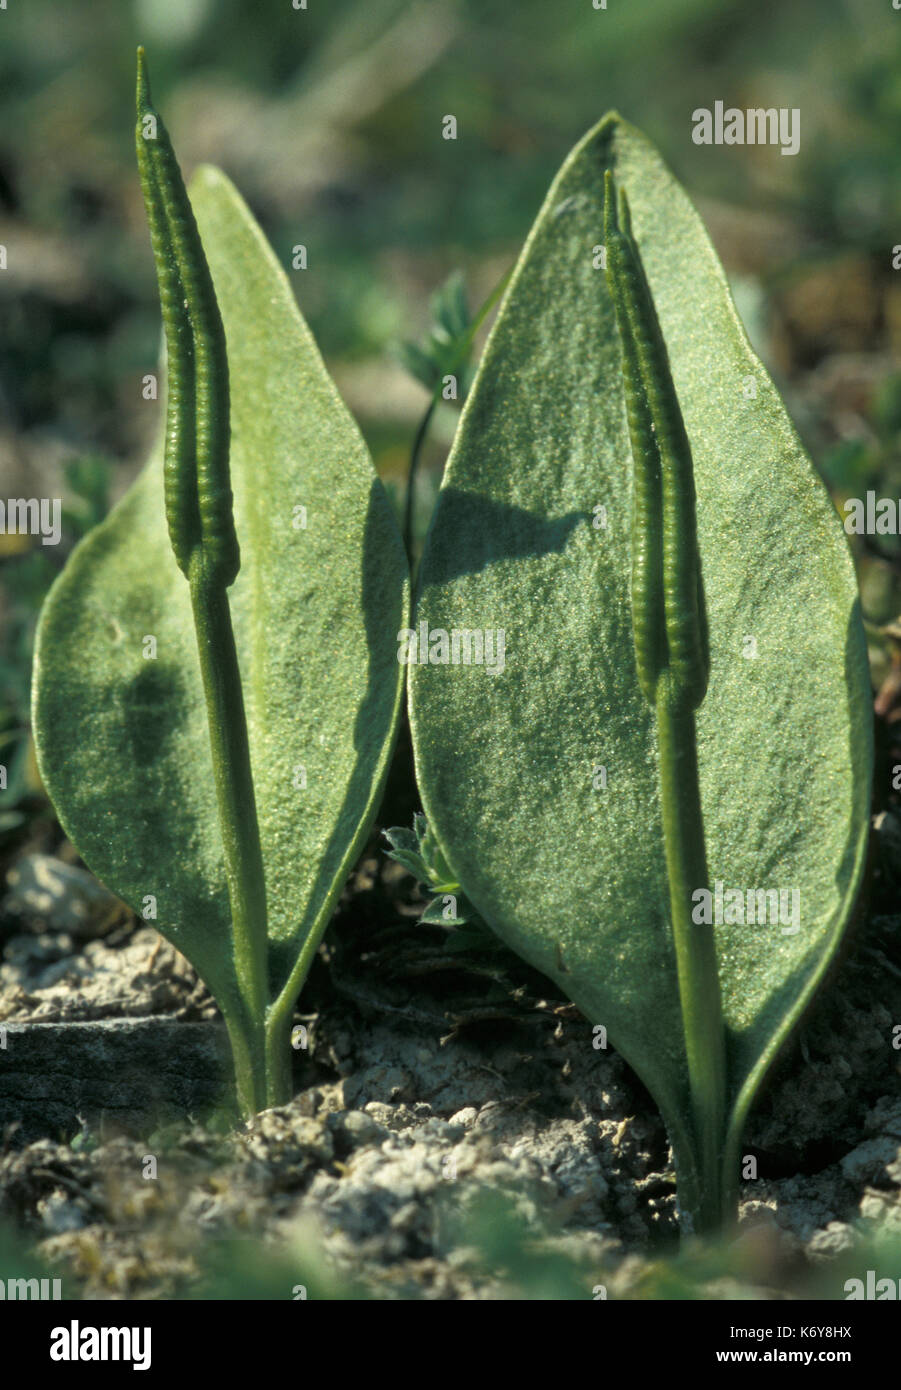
top-left (605, 170), bottom-right (729, 1232)
top-left (189, 558), bottom-right (270, 1115)
top-left (263, 893), bottom-right (331, 1105)
top-left (137, 49), bottom-right (271, 1117)
top-left (655, 679), bottom-right (728, 1232)
top-left (402, 398), bottom-right (437, 559)
top-left (222, 1008), bottom-right (266, 1122)
top-left (264, 1003), bottom-right (295, 1110)
top-left (402, 267), bottom-right (512, 560)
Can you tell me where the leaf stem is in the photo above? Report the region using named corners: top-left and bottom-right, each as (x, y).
top-left (264, 902), bottom-right (331, 1105)
top-left (402, 399), bottom-right (437, 558)
top-left (264, 1006), bottom-right (295, 1110)
top-left (189, 557), bottom-right (269, 1116)
top-left (655, 677), bottom-right (728, 1232)
top-left (402, 266), bottom-right (512, 560)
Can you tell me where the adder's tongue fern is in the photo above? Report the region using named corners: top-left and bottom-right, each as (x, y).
top-left (134, 47), bottom-right (269, 1115)
top-left (604, 169), bottom-right (727, 1232)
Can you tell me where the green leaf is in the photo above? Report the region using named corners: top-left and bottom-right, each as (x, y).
top-left (419, 896), bottom-right (467, 927)
top-left (384, 814), bottom-right (489, 936)
top-left (398, 341), bottom-right (439, 393)
top-left (33, 166), bottom-right (408, 1077)
top-left (431, 270), bottom-right (470, 344)
top-left (384, 814), bottom-right (460, 895)
top-left (397, 271), bottom-right (475, 398)
top-left (383, 825), bottom-right (419, 855)
top-left (384, 846), bottom-right (429, 881)
top-left (408, 113), bottom-right (872, 1228)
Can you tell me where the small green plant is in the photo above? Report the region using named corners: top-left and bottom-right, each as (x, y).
top-left (384, 812), bottom-right (483, 930)
top-left (397, 268), bottom-right (511, 556)
top-left (31, 51), bottom-right (409, 1116)
top-left (408, 113), bottom-right (873, 1234)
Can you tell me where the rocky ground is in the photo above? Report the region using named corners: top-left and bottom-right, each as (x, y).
top-left (1, 818), bottom-right (901, 1300)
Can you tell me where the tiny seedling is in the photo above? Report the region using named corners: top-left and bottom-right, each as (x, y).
top-left (384, 813), bottom-right (483, 931)
top-left (408, 113), bottom-right (872, 1233)
top-left (398, 268), bottom-right (511, 557)
top-left (31, 51), bottom-right (408, 1116)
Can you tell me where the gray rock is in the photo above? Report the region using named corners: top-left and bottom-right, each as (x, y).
top-left (37, 1189), bottom-right (89, 1234)
top-left (4, 856), bottom-right (123, 938)
top-left (0, 926), bottom-right (211, 1024)
top-left (0, 1018), bottom-right (231, 1143)
top-left (336, 1110), bottom-right (387, 1146)
top-left (806, 1221), bottom-right (857, 1262)
top-left (840, 1136), bottom-right (900, 1185)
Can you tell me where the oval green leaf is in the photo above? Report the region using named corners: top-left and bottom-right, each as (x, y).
top-left (33, 166), bottom-right (408, 1043)
top-left (408, 114), bottom-right (871, 1218)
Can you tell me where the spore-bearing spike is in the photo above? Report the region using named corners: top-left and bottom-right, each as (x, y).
top-left (603, 169), bottom-right (708, 712)
top-left (135, 46), bottom-right (239, 587)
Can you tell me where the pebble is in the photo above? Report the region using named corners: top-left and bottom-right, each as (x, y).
top-left (5, 855), bottom-right (121, 938)
top-left (840, 1136), bottom-right (900, 1185)
top-left (37, 1190), bottom-right (88, 1234)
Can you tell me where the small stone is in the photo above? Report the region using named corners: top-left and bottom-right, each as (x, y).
top-left (840, 1137), bottom-right (900, 1185)
top-left (859, 1190), bottom-right (901, 1226)
top-left (449, 1107), bottom-right (478, 1129)
top-left (389, 1201), bottom-right (420, 1232)
top-left (362, 1101), bottom-right (400, 1129)
top-left (37, 1190), bottom-right (88, 1234)
top-left (290, 1116), bottom-right (334, 1160)
top-left (865, 1099), bottom-right (901, 1140)
top-left (5, 856), bottom-right (122, 938)
top-left (807, 1221), bottom-right (857, 1262)
top-left (339, 1111), bottom-right (385, 1145)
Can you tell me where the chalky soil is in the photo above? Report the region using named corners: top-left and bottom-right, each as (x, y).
top-left (1, 843), bottom-right (900, 1298)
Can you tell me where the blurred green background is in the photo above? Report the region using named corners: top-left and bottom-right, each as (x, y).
top-left (2, 0), bottom-right (901, 838)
